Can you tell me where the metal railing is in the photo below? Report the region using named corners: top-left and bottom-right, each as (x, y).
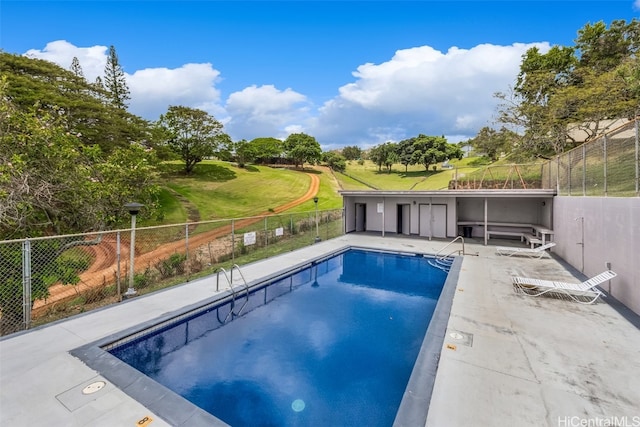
top-left (448, 163), bottom-right (544, 190)
top-left (428, 236), bottom-right (467, 272)
top-left (448, 118), bottom-right (639, 196)
top-left (0, 208), bottom-right (344, 337)
top-left (542, 119), bottom-right (639, 197)
top-left (216, 264), bottom-right (249, 323)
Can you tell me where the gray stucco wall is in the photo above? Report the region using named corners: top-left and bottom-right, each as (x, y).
top-left (458, 197), bottom-right (553, 228)
top-left (553, 196), bottom-right (640, 315)
top-left (343, 195), bottom-right (458, 237)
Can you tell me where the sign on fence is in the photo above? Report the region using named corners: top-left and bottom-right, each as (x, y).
top-left (275, 227), bottom-right (284, 237)
top-left (244, 231), bottom-right (256, 246)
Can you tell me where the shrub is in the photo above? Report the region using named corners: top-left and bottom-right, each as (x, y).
top-left (155, 253), bottom-right (187, 278)
top-left (134, 267), bottom-right (153, 289)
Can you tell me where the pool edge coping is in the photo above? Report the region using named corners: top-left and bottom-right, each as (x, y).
top-left (70, 244), bottom-right (457, 427)
top-left (393, 255), bottom-right (462, 426)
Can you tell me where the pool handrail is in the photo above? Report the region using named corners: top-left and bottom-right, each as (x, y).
top-left (215, 265), bottom-right (250, 322)
top-left (434, 236), bottom-right (465, 260)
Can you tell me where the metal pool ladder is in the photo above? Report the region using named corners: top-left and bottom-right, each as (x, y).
top-left (216, 264), bottom-right (249, 323)
top-left (428, 236), bottom-right (467, 272)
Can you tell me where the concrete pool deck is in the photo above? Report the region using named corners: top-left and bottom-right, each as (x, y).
top-left (1, 233), bottom-right (639, 426)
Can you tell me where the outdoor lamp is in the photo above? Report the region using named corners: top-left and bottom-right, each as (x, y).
top-left (124, 202), bottom-right (144, 298)
top-left (313, 197), bottom-right (321, 243)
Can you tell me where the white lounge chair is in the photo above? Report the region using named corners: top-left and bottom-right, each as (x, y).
top-left (496, 242), bottom-right (556, 258)
top-left (512, 270), bottom-right (617, 304)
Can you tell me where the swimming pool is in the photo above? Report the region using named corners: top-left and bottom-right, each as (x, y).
top-left (72, 247), bottom-right (461, 426)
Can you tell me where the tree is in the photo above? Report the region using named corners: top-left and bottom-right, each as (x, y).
top-left (466, 126), bottom-right (517, 161)
top-left (369, 142), bottom-right (398, 172)
top-left (516, 45), bottom-right (577, 155)
top-left (70, 56), bottom-right (85, 79)
top-left (411, 135), bottom-right (462, 171)
top-left (282, 133), bottom-right (322, 169)
top-left (158, 106), bottom-right (228, 174)
top-left (341, 145), bottom-right (362, 161)
top-left (397, 138), bottom-right (416, 172)
top-left (0, 76), bottom-right (159, 332)
top-left (250, 137), bottom-right (283, 164)
top-left (0, 52), bottom-right (151, 153)
top-left (322, 151), bottom-right (346, 172)
top-left (0, 77), bottom-right (159, 238)
top-left (496, 19), bottom-right (640, 158)
top-left (233, 139), bottom-right (257, 168)
top-left (575, 19), bottom-right (639, 73)
top-left (618, 56), bottom-right (640, 105)
top-left (103, 45), bottom-right (130, 109)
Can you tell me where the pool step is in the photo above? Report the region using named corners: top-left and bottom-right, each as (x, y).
top-left (428, 256), bottom-right (453, 273)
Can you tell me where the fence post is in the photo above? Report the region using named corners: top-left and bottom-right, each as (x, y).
top-left (603, 135), bottom-right (608, 197)
top-left (185, 223), bottom-right (190, 280)
top-left (582, 145), bottom-right (586, 196)
top-left (116, 231), bottom-right (121, 301)
top-left (264, 216), bottom-right (268, 247)
top-left (231, 219), bottom-right (235, 263)
top-left (568, 151), bottom-right (572, 195)
top-left (636, 119), bottom-right (640, 196)
top-left (22, 239), bottom-right (32, 330)
top-left (556, 156), bottom-right (560, 194)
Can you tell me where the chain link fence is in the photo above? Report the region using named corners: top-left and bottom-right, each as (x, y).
top-left (542, 119), bottom-right (639, 196)
top-left (448, 118), bottom-right (639, 195)
top-left (0, 209), bottom-right (344, 337)
top-left (449, 163), bottom-right (544, 190)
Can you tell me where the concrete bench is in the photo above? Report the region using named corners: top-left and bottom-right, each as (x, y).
top-left (523, 233), bottom-right (542, 248)
top-left (487, 230), bottom-right (524, 239)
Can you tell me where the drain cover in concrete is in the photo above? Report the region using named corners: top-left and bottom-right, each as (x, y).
top-left (447, 329), bottom-right (474, 347)
top-left (56, 377), bottom-right (113, 411)
top-left (82, 381), bottom-right (106, 395)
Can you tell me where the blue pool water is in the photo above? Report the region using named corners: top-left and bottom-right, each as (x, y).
top-left (109, 249), bottom-right (448, 426)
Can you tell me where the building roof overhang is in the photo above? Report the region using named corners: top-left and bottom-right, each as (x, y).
top-left (339, 189), bottom-right (557, 198)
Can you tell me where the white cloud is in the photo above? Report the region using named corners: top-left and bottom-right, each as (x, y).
top-left (224, 85), bottom-right (311, 140)
top-left (25, 40), bottom-right (107, 82)
top-left (23, 40), bottom-right (224, 121)
top-left (311, 42), bottom-right (550, 149)
top-left (635, 0), bottom-right (640, 10)
top-left (22, 39), bottom-right (551, 149)
top-left (127, 64), bottom-right (223, 120)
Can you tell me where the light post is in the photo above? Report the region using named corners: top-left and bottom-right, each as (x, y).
top-left (124, 202), bottom-right (144, 298)
top-left (313, 196), bottom-right (321, 243)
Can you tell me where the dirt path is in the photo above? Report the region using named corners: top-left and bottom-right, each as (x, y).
top-left (33, 172), bottom-right (321, 314)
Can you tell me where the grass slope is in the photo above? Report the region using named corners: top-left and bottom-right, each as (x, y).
top-left (147, 161), bottom-right (343, 226)
top-left (149, 156), bottom-right (537, 227)
top-left (336, 158), bottom-right (488, 191)
top-left (285, 166), bottom-right (344, 213)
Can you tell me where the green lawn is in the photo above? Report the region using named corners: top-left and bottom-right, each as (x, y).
top-left (413, 157), bottom-right (485, 190)
top-left (333, 171), bottom-right (373, 190)
top-left (152, 187), bottom-right (188, 224)
top-left (338, 157), bottom-right (488, 190)
top-left (163, 161), bottom-right (310, 219)
top-left (143, 161), bottom-right (343, 226)
top-left (146, 156), bottom-right (548, 227)
top-left (285, 167), bottom-right (343, 213)
top-left (341, 160), bottom-right (432, 190)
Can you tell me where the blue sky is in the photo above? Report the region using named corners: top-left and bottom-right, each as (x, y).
top-left (1, 1), bottom-right (639, 149)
